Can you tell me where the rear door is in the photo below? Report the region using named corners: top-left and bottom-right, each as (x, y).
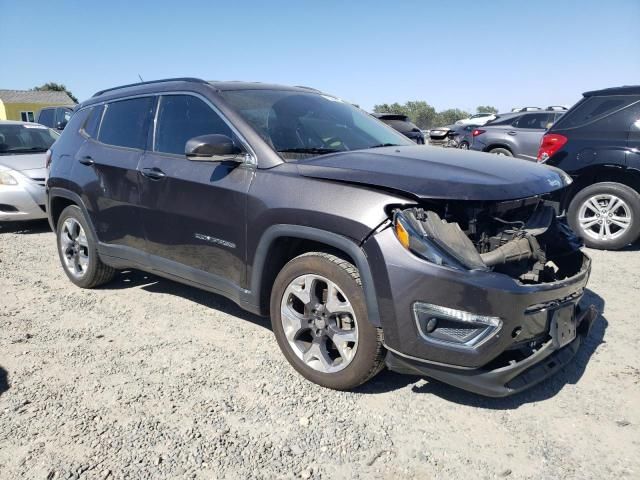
top-left (137, 93), bottom-right (253, 289)
top-left (77, 96), bottom-right (153, 251)
top-left (511, 113), bottom-right (554, 160)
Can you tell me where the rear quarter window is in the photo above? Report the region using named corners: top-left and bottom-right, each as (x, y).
top-left (554, 95), bottom-right (640, 131)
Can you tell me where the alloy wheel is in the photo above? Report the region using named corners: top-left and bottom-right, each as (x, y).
top-left (60, 218), bottom-right (90, 278)
top-left (280, 274), bottom-right (358, 373)
top-left (578, 194), bottom-right (632, 241)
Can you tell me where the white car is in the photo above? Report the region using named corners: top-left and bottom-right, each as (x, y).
top-left (0, 121), bottom-right (59, 222)
top-left (455, 112), bottom-right (497, 126)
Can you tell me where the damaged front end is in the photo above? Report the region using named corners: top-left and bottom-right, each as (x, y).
top-left (392, 196), bottom-right (586, 284)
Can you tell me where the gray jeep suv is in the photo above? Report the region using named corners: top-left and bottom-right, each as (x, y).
top-left (471, 111), bottom-right (564, 161)
top-left (46, 78), bottom-right (597, 397)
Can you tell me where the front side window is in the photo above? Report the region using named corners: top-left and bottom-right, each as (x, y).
top-left (515, 113), bottom-right (553, 129)
top-left (99, 97), bottom-right (153, 149)
top-left (0, 124), bottom-right (59, 154)
top-left (220, 89), bottom-right (412, 160)
top-left (20, 111), bottom-right (35, 122)
top-left (154, 95), bottom-right (233, 155)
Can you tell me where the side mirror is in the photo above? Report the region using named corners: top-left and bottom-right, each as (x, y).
top-left (56, 121), bottom-right (67, 130)
top-left (185, 134), bottom-right (243, 161)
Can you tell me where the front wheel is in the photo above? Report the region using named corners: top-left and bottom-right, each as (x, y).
top-left (270, 252), bottom-right (385, 390)
top-left (568, 182), bottom-right (640, 250)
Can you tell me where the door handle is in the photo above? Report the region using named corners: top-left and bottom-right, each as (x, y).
top-left (78, 155), bottom-right (95, 166)
top-left (141, 167), bottom-right (166, 180)
top-left (507, 131), bottom-right (517, 136)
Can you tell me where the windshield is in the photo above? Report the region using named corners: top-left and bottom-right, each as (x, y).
top-left (219, 89), bottom-right (413, 159)
top-left (0, 124), bottom-right (59, 154)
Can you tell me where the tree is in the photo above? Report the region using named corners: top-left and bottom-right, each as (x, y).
top-left (373, 101), bottom-right (437, 129)
top-left (32, 82), bottom-right (78, 103)
top-left (434, 108), bottom-right (470, 127)
top-left (476, 105), bottom-right (498, 114)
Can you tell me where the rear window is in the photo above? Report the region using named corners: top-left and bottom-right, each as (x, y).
top-left (554, 95), bottom-right (640, 130)
top-left (38, 109), bottom-right (54, 127)
top-left (385, 119), bottom-right (417, 132)
top-left (98, 97), bottom-right (153, 149)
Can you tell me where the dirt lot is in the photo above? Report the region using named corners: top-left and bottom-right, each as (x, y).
top-left (0, 220), bottom-right (638, 479)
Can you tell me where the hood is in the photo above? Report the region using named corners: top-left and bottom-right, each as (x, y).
top-left (0, 153), bottom-right (47, 172)
top-left (295, 145), bottom-right (567, 201)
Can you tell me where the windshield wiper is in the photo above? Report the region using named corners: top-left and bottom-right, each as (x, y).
top-left (7, 147), bottom-right (48, 153)
top-left (367, 143), bottom-right (401, 149)
top-left (277, 147), bottom-right (340, 154)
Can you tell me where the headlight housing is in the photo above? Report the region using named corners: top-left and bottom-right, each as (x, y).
top-left (0, 171), bottom-right (18, 186)
top-left (393, 209), bottom-right (465, 270)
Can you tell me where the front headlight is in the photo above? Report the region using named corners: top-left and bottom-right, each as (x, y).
top-left (0, 171), bottom-right (18, 186)
top-left (393, 210), bottom-right (465, 269)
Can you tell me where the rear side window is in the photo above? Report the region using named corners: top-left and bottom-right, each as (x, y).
top-left (555, 95), bottom-right (640, 130)
top-left (486, 115), bottom-right (519, 126)
top-left (83, 105), bottom-right (104, 138)
top-left (99, 97), bottom-right (153, 149)
top-left (515, 113), bottom-right (554, 129)
top-left (38, 109), bottom-right (54, 127)
top-left (154, 95), bottom-right (233, 155)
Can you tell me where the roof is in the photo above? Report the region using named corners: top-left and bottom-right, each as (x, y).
top-left (0, 89), bottom-right (75, 105)
top-left (372, 113), bottom-right (409, 120)
top-left (583, 85), bottom-right (640, 97)
top-left (0, 120), bottom-right (46, 126)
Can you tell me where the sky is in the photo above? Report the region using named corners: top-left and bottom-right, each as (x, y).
top-left (1, 0), bottom-right (639, 113)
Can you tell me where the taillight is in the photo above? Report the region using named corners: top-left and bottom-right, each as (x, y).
top-left (45, 149), bottom-right (52, 169)
top-left (537, 134), bottom-right (567, 163)
top-left (472, 129), bottom-right (485, 137)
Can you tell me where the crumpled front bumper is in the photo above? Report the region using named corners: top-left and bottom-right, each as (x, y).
top-left (386, 304), bottom-right (598, 397)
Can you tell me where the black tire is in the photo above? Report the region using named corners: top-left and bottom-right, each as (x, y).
top-left (459, 141), bottom-right (469, 150)
top-left (270, 252), bottom-right (385, 390)
top-left (56, 205), bottom-right (116, 288)
top-left (489, 147), bottom-right (513, 157)
top-left (568, 182), bottom-right (640, 250)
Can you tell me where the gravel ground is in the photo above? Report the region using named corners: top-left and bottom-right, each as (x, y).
top-left (1, 220), bottom-right (638, 480)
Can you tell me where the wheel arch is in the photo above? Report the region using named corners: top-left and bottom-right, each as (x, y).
top-left (484, 143), bottom-right (513, 154)
top-left (565, 165), bottom-right (640, 209)
top-left (48, 188), bottom-right (98, 240)
top-left (250, 225), bottom-right (381, 326)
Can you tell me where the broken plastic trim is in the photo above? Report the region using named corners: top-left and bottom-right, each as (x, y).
top-left (392, 210), bottom-right (469, 270)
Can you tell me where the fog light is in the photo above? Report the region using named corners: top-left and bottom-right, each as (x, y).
top-left (413, 302), bottom-right (502, 348)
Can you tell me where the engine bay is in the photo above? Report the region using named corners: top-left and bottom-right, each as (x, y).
top-left (394, 196), bottom-right (586, 284)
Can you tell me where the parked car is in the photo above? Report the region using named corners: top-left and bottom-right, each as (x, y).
top-left (372, 113), bottom-right (425, 143)
top-left (451, 124), bottom-right (479, 149)
top-left (539, 85), bottom-right (640, 250)
top-left (455, 112), bottom-right (496, 126)
top-left (0, 121), bottom-right (58, 221)
top-left (470, 111), bottom-right (564, 161)
top-left (427, 125), bottom-right (453, 146)
top-left (37, 106), bottom-right (74, 130)
top-left (47, 78), bottom-right (597, 396)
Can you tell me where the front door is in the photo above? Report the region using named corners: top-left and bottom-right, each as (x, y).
top-left (137, 93), bottom-right (253, 291)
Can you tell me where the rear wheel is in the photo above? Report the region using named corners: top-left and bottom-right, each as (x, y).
top-left (56, 205), bottom-right (116, 288)
top-left (568, 182), bottom-right (640, 250)
top-left (459, 141), bottom-right (469, 150)
top-left (270, 252), bottom-right (385, 390)
top-left (489, 147), bottom-right (513, 156)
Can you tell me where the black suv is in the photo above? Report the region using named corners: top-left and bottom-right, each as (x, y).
top-left (372, 113), bottom-right (425, 144)
top-left (539, 86), bottom-right (640, 250)
top-left (37, 106), bottom-right (74, 130)
top-left (47, 78), bottom-right (597, 397)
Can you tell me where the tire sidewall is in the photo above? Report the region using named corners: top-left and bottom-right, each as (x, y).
top-left (56, 205), bottom-right (100, 288)
top-left (489, 147), bottom-right (513, 157)
top-left (270, 254), bottom-right (381, 390)
top-left (568, 182), bottom-right (640, 250)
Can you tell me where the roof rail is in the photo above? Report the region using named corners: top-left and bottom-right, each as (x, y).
top-left (293, 85), bottom-right (321, 92)
top-left (92, 77), bottom-right (208, 97)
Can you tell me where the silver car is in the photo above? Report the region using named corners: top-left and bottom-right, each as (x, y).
top-left (0, 121), bottom-right (59, 221)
